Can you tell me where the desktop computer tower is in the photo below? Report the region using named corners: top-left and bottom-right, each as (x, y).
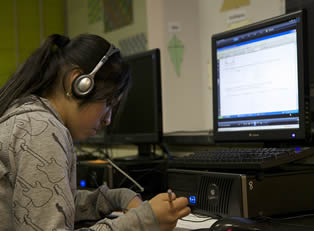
top-left (112, 159), bottom-right (168, 200)
top-left (76, 159), bottom-right (168, 200)
top-left (77, 160), bottom-right (114, 189)
top-left (168, 169), bottom-right (314, 218)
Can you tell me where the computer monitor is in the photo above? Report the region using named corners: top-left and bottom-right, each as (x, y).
top-left (105, 48), bottom-right (163, 161)
top-left (211, 10), bottom-right (311, 143)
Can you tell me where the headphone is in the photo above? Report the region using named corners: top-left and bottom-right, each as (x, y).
top-left (71, 44), bottom-right (120, 98)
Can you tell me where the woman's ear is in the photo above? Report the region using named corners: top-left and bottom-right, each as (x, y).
top-left (66, 70), bottom-right (83, 97)
top-left (69, 69), bottom-right (83, 85)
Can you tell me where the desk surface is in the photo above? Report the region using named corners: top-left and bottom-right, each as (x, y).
top-left (175, 213), bottom-right (314, 231)
top-left (75, 212), bottom-right (314, 230)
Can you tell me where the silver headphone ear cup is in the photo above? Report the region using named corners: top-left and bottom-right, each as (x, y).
top-left (70, 44), bottom-right (119, 98)
top-left (72, 74), bottom-right (95, 98)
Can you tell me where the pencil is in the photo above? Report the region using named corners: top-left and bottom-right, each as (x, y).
top-left (168, 189), bottom-right (173, 203)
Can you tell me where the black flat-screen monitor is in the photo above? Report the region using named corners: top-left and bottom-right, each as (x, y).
top-left (211, 10), bottom-right (311, 144)
top-left (105, 48), bottom-right (163, 161)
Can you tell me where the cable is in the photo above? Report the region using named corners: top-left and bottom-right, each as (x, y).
top-left (96, 147), bottom-right (110, 159)
top-left (159, 142), bottom-right (173, 159)
top-left (106, 158), bottom-right (145, 192)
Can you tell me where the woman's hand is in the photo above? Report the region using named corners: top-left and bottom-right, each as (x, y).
top-left (149, 192), bottom-right (191, 231)
top-left (125, 196), bottom-right (143, 212)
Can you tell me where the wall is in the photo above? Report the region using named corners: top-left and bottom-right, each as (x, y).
top-left (66, 0), bottom-right (147, 53)
top-left (146, 0), bottom-right (204, 133)
top-left (147, 0), bottom-right (285, 133)
top-left (66, 0), bottom-right (285, 134)
top-left (0, 1), bottom-right (16, 86)
top-left (0, 0), bottom-right (64, 86)
top-left (198, 0), bottom-right (286, 130)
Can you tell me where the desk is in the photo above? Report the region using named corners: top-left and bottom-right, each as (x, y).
top-left (263, 215), bottom-right (314, 231)
top-left (175, 213), bottom-right (314, 231)
top-left (75, 212), bottom-right (314, 230)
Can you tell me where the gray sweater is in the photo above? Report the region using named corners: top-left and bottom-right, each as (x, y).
top-left (0, 95), bottom-right (159, 230)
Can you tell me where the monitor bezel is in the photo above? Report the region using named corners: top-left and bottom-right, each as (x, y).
top-left (211, 10), bottom-right (310, 143)
top-left (105, 48), bottom-right (163, 146)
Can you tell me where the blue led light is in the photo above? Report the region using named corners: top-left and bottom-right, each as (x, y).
top-left (189, 196), bottom-right (196, 204)
top-left (80, 180), bottom-right (86, 187)
top-left (291, 133), bottom-right (296, 138)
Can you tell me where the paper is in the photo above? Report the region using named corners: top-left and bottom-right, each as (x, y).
top-left (221, 0), bottom-right (251, 12)
top-left (103, 0), bottom-right (133, 32)
top-left (168, 22), bottom-right (182, 33)
top-left (168, 35), bottom-right (184, 77)
top-left (226, 8), bottom-right (248, 25)
top-left (118, 32), bottom-right (147, 56)
top-left (88, 0), bottom-right (103, 24)
top-left (175, 213), bottom-right (217, 230)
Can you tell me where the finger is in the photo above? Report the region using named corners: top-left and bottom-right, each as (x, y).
top-left (160, 222), bottom-right (177, 231)
top-left (173, 197), bottom-right (189, 210)
top-left (167, 189), bottom-right (177, 201)
top-left (177, 206), bottom-right (191, 219)
top-left (159, 191), bottom-right (177, 202)
top-left (170, 191), bottom-right (176, 201)
top-left (157, 193), bottom-right (169, 201)
top-left (169, 221), bottom-right (177, 230)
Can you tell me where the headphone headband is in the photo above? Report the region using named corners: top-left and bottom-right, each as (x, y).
top-left (72, 44), bottom-right (120, 98)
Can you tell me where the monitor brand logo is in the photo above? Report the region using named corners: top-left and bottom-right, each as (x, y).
top-left (249, 133), bottom-right (259, 137)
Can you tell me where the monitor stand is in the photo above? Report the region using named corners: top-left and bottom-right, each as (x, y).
top-left (113, 144), bottom-right (164, 163)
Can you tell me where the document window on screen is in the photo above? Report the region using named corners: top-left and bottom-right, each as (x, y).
top-left (216, 24), bottom-right (300, 132)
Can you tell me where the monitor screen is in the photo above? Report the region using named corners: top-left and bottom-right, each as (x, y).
top-left (105, 49), bottom-right (163, 158)
top-left (212, 11), bottom-right (310, 142)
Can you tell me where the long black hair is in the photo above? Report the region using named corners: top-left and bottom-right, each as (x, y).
top-left (0, 33), bottom-right (131, 116)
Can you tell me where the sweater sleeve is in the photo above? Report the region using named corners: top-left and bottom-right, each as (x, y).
top-left (74, 185), bottom-right (138, 221)
top-left (74, 184), bottom-right (160, 230)
top-left (89, 201), bottom-right (160, 231)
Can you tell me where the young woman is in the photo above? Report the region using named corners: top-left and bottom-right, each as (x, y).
top-left (0, 34), bottom-right (190, 230)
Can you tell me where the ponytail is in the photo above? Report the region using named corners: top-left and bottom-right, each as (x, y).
top-left (0, 33), bottom-right (131, 118)
top-left (0, 34), bottom-right (70, 116)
